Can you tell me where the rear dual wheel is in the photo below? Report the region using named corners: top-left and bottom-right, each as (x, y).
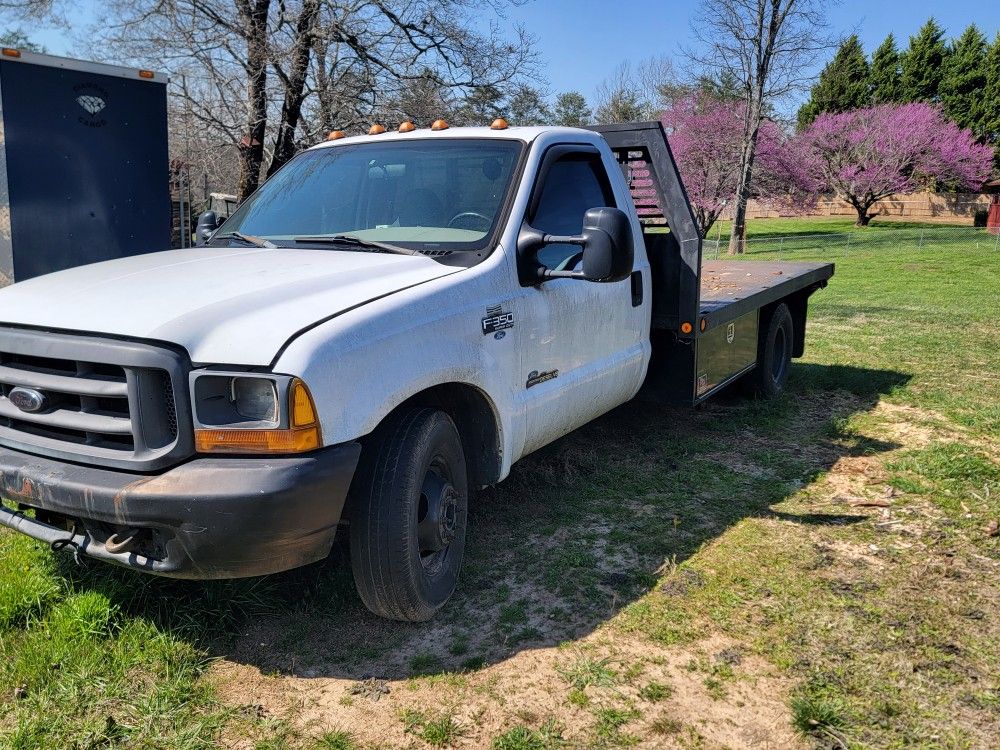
top-left (348, 408), bottom-right (468, 622)
top-left (747, 302), bottom-right (794, 398)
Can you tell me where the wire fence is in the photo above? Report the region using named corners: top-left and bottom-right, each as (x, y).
top-left (701, 226), bottom-right (1000, 261)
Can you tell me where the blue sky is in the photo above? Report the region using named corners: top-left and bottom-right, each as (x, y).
top-left (14, 0), bottom-right (999, 108)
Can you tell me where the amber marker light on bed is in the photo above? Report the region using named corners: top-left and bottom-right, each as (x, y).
top-left (680, 321), bottom-right (694, 334)
top-left (2, 48), bottom-right (21, 58)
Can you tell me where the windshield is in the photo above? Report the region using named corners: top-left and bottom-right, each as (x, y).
top-left (216, 139), bottom-right (523, 254)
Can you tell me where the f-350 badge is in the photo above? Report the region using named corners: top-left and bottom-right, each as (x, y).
top-left (482, 304), bottom-right (514, 337)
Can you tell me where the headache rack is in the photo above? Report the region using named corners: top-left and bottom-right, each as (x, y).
top-left (586, 121), bottom-right (703, 335)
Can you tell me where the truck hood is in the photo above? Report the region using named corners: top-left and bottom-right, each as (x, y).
top-left (0, 247), bottom-right (461, 365)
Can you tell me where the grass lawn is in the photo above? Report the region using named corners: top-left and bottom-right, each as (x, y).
top-left (1, 220), bottom-right (998, 749)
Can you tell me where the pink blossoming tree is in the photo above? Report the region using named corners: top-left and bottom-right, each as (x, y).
top-left (663, 95), bottom-right (819, 237)
top-left (801, 103), bottom-right (995, 226)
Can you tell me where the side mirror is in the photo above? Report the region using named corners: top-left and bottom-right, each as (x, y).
top-left (195, 211), bottom-right (221, 246)
top-left (517, 207), bottom-right (633, 283)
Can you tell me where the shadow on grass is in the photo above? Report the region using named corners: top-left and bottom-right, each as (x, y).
top-left (55, 363), bottom-right (910, 681)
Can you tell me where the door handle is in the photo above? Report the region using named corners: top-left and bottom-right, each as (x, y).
top-left (630, 271), bottom-right (643, 307)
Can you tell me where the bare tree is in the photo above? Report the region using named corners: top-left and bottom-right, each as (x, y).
top-left (593, 57), bottom-right (680, 123)
top-left (687, 0), bottom-right (831, 253)
top-left (4, 0), bottom-right (537, 199)
top-left (594, 62), bottom-right (652, 123)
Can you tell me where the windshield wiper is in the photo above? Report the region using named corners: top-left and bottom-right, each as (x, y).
top-left (215, 231), bottom-right (277, 249)
top-left (292, 234), bottom-right (421, 256)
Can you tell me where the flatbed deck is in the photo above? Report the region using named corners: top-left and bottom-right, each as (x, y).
top-left (699, 260), bottom-right (834, 327)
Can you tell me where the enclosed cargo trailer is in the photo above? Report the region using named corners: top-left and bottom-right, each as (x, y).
top-left (0, 50), bottom-right (169, 286)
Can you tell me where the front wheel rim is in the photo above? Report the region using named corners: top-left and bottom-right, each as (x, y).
top-left (416, 459), bottom-right (461, 573)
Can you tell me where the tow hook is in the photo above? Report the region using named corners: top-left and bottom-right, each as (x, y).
top-left (105, 527), bottom-right (143, 555)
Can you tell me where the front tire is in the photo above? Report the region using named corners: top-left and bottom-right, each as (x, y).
top-left (348, 408), bottom-right (468, 622)
top-left (748, 302), bottom-right (794, 398)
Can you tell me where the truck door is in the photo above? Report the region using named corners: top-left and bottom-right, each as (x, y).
top-left (515, 145), bottom-right (648, 456)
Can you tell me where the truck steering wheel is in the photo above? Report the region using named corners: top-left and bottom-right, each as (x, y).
top-left (447, 212), bottom-right (491, 232)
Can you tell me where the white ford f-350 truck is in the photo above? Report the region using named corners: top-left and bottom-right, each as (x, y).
top-left (0, 121), bottom-right (833, 621)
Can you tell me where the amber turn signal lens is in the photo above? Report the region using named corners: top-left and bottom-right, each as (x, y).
top-left (327, 130), bottom-right (346, 140)
top-left (398, 121), bottom-right (416, 132)
top-left (431, 118), bottom-right (449, 131)
top-left (290, 379), bottom-right (318, 428)
top-left (368, 123), bottom-right (386, 135)
top-left (490, 118), bottom-right (509, 130)
top-left (195, 426), bottom-right (320, 454)
top-left (680, 321), bottom-right (693, 334)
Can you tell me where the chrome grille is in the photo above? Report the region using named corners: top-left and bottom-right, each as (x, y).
top-left (0, 352), bottom-right (134, 451)
top-left (0, 328), bottom-right (192, 471)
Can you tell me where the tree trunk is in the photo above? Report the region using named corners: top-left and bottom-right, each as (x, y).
top-left (849, 196), bottom-right (878, 226)
top-left (236, 0), bottom-right (271, 202)
top-left (267, 0), bottom-right (320, 177)
top-left (728, 97), bottom-right (763, 255)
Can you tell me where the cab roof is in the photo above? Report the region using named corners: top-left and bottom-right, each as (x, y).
top-left (307, 125), bottom-right (598, 151)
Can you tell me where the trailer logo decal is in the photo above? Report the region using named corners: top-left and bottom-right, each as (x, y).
top-left (726, 322), bottom-right (735, 344)
top-left (482, 304), bottom-right (514, 336)
top-left (76, 95), bottom-right (105, 115)
top-left (526, 369), bottom-right (558, 388)
top-left (73, 83), bottom-right (109, 128)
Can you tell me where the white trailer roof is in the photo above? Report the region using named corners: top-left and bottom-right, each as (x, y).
top-left (0, 49), bottom-right (168, 84)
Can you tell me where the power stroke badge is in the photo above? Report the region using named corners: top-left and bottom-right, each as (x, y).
top-left (482, 304), bottom-right (514, 337)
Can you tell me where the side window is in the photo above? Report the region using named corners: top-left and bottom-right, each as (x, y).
top-left (529, 152), bottom-right (616, 270)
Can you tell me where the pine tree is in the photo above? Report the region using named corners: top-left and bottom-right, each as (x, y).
top-left (507, 85), bottom-right (551, 126)
top-left (553, 92), bottom-right (591, 127)
top-left (901, 18), bottom-right (950, 102)
top-left (797, 35), bottom-right (870, 128)
top-left (941, 25), bottom-right (988, 135)
top-left (983, 33), bottom-right (1000, 158)
top-left (870, 33), bottom-right (903, 103)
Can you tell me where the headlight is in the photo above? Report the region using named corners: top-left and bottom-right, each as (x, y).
top-left (233, 377), bottom-right (278, 422)
top-left (190, 373), bottom-right (321, 454)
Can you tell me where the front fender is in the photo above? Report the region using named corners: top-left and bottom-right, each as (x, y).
top-left (273, 268), bottom-right (521, 479)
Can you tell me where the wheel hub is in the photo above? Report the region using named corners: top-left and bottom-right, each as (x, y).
top-left (417, 469), bottom-right (459, 557)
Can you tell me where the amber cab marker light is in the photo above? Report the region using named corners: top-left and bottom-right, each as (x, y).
top-left (327, 130), bottom-right (346, 141)
top-left (138, 69), bottom-right (155, 79)
top-left (490, 118), bottom-right (509, 130)
top-left (680, 321), bottom-right (694, 334)
top-left (431, 118), bottom-right (449, 131)
top-left (368, 123), bottom-right (386, 135)
top-left (2, 48), bottom-right (21, 58)
top-left (398, 120), bottom-right (416, 133)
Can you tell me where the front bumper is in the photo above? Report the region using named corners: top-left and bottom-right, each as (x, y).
top-left (0, 442), bottom-right (361, 579)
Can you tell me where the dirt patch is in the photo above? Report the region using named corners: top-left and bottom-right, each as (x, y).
top-left (209, 630), bottom-right (805, 749)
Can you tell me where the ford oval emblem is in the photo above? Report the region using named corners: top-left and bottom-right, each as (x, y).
top-left (8, 387), bottom-right (47, 414)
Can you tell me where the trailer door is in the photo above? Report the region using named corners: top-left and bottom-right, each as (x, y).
top-left (0, 55), bottom-right (170, 282)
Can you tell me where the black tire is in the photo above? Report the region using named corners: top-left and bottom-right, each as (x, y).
top-left (348, 408), bottom-right (468, 622)
top-left (748, 302), bottom-right (794, 398)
